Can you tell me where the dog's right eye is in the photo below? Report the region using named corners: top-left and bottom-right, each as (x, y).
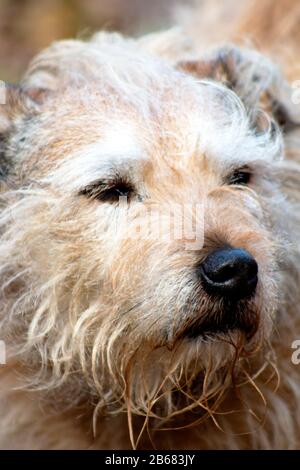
top-left (227, 168), bottom-right (252, 186)
top-left (80, 179), bottom-right (134, 203)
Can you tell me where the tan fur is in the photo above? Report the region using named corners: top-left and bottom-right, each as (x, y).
top-left (0, 0), bottom-right (300, 449)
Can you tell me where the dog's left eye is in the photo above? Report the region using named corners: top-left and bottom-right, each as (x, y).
top-left (227, 168), bottom-right (252, 186)
top-left (80, 179), bottom-right (134, 202)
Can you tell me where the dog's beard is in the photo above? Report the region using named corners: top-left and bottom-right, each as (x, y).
top-left (95, 322), bottom-right (275, 448)
top-left (88, 291), bottom-right (275, 447)
top-left (1, 258), bottom-right (273, 443)
top-left (0, 269), bottom-right (277, 451)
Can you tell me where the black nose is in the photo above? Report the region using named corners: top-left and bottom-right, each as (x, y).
top-left (199, 247), bottom-right (258, 300)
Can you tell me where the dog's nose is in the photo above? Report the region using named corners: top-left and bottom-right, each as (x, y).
top-left (199, 247), bottom-right (258, 300)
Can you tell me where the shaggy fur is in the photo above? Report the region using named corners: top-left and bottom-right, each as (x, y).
top-left (0, 0), bottom-right (300, 449)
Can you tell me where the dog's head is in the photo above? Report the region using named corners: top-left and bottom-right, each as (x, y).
top-left (0, 32), bottom-right (298, 441)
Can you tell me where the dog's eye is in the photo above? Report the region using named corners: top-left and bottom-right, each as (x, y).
top-left (80, 179), bottom-right (134, 202)
top-left (227, 168), bottom-right (252, 186)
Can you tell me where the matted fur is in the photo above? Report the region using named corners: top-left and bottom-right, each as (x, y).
top-left (0, 0), bottom-right (300, 449)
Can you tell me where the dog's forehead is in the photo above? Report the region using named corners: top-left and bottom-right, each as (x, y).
top-left (28, 39), bottom-right (281, 182)
top-left (66, 81), bottom-right (277, 176)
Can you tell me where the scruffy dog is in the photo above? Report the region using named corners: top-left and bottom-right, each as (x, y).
top-left (0, 0), bottom-right (300, 449)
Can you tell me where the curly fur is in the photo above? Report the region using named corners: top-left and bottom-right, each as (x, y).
top-left (0, 0), bottom-right (300, 450)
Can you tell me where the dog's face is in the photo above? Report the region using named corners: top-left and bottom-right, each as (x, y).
top-left (0, 34), bottom-right (288, 427)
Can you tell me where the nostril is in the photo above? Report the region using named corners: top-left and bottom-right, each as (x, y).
top-left (206, 263), bottom-right (238, 283)
top-left (199, 247), bottom-right (258, 300)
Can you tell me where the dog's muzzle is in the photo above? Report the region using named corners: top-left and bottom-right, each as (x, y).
top-left (182, 247), bottom-right (260, 339)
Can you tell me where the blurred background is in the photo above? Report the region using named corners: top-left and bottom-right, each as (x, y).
top-left (0, 0), bottom-right (184, 81)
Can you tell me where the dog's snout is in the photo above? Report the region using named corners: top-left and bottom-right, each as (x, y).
top-left (199, 247), bottom-right (258, 300)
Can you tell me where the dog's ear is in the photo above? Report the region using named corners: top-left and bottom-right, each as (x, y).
top-left (178, 45), bottom-right (300, 133)
top-left (0, 83), bottom-right (50, 179)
